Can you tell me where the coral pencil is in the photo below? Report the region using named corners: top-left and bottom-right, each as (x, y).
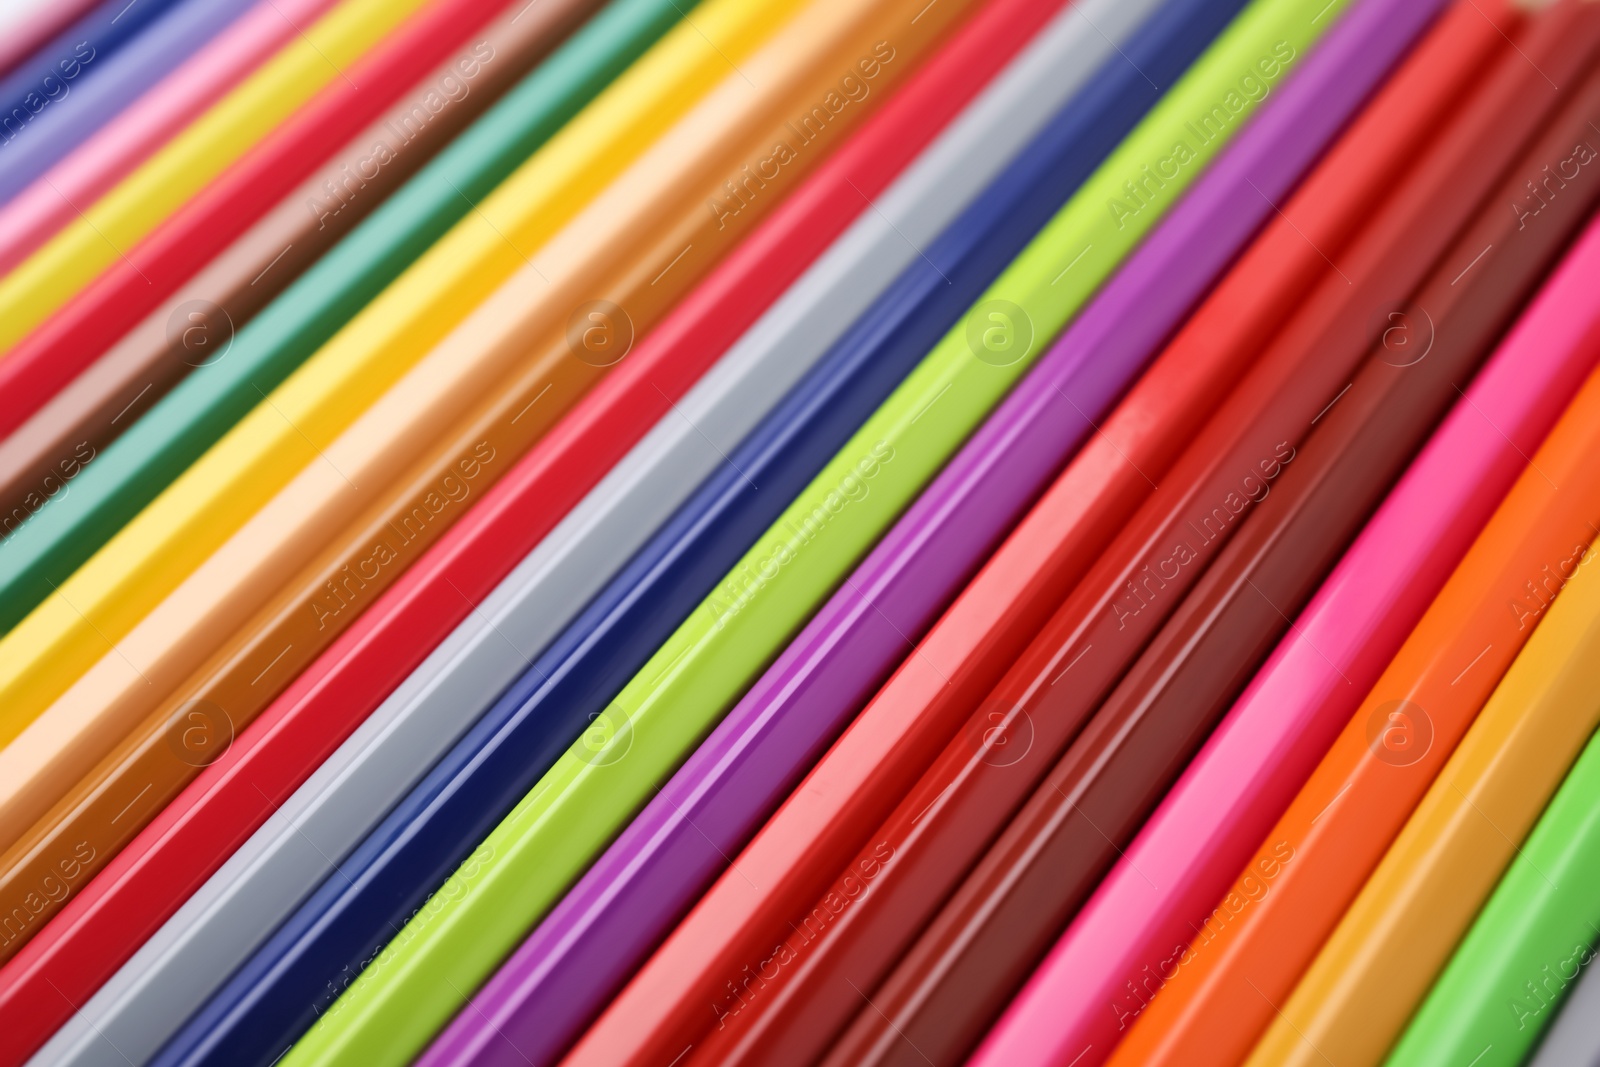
top-left (569, 2), bottom-right (1511, 1062)
top-left (1244, 396), bottom-right (1600, 1067)
top-left (979, 83), bottom-right (1600, 1067)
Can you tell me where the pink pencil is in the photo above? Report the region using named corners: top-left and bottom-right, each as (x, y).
top-left (0, 0), bottom-right (340, 276)
top-left (968, 207), bottom-right (1600, 1067)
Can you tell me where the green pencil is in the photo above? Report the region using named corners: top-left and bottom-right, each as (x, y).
top-left (1386, 723), bottom-right (1600, 1067)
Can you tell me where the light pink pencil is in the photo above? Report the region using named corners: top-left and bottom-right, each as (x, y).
top-left (0, 0), bottom-right (340, 275)
top-left (968, 209), bottom-right (1600, 1067)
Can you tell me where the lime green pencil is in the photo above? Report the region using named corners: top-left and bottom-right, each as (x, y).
top-left (1385, 723), bottom-right (1600, 1067)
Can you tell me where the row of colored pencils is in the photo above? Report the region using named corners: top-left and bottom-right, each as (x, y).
top-left (0, 0), bottom-right (1597, 1065)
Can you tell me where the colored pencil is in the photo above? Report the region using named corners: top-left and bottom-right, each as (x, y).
top-left (0, 0), bottom-right (100, 83)
top-left (665, 4), bottom-right (1577, 1065)
top-left (1528, 930), bottom-right (1600, 1066)
top-left (0, 0), bottom-right (559, 650)
top-left (0, 0), bottom-right (971, 974)
top-left (423, 0), bottom-right (1254, 1057)
top-left (852, 26), bottom-right (1600, 1067)
top-left (3, 5), bottom-right (1594, 1067)
top-left (285, 0), bottom-right (1274, 1053)
top-left (1389, 570), bottom-right (1600, 1064)
top-left (0, 0), bottom-right (1069, 1060)
top-left (3, 2), bottom-right (1075, 1062)
top-left (0, 0), bottom-right (518, 443)
top-left (0, 0), bottom-right (185, 160)
top-left (0, 0), bottom-right (430, 356)
top-left (461, 0), bottom-right (1410, 1063)
top-left (0, 0), bottom-right (597, 528)
top-left (151, 0), bottom-right (1245, 1058)
top-left (0, 0), bottom-right (761, 736)
top-left (1094, 58), bottom-right (1600, 1067)
top-left (0, 0), bottom-right (808, 849)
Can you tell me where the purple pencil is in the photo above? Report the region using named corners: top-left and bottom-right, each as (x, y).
top-left (417, 0), bottom-right (1442, 1062)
